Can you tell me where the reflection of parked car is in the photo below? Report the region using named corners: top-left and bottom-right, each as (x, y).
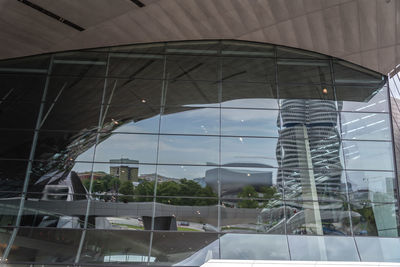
top-left (179, 221), bottom-right (189, 226)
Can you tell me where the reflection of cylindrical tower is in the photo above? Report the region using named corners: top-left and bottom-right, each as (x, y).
top-left (277, 99), bottom-right (342, 199)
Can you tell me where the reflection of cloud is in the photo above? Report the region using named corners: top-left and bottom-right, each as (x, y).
top-left (158, 136), bottom-right (218, 164)
top-left (161, 108), bottom-right (219, 135)
top-left (222, 99), bottom-right (278, 108)
top-left (222, 109), bottom-right (278, 121)
top-left (95, 134), bottom-right (158, 162)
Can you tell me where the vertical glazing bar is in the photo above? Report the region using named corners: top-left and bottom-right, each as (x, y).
top-left (275, 45), bottom-right (288, 236)
top-left (330, 58), bottom-right (354, 236)
top-left (148, 42), bottom-right (168, 263)
top-left (74, 52), bottom-right (111, 263)
top-left (386, 77), bottom-right (400, 218)
top-left (1, 55), bottom-right (54, 264)
top-left (217, 40), bottom-right (223, 260)
top-left (275, 45), bottom-right (292, 259)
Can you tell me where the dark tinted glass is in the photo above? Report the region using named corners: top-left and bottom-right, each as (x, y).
top-left (0, 41), bottom-right (397, 265)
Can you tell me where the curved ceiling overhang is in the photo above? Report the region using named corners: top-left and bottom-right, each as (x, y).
top-left (0, 0), bottom-right (399, 75)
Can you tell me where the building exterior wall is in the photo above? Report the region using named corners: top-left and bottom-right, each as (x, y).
top-left (0, 40), bottom-right (398, 265)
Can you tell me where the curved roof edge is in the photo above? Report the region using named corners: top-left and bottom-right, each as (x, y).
top-left (0, 0), bottom-right (399, 74)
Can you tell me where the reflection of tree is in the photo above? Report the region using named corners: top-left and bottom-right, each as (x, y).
top-left (119, 181), bottom-right (134, 202)
top-left (352, 205), bottom-right (378, 236)
top-left (238, 185), bottom-right (258, 208)
top-left (137, 179), bottom-right (217, 205)
top-left (82, 174), bottom-right (121, 193)
top-left (155, 179), bottom-right (217, 206)
top-left (237, 185), bottom-right (278, 208)
top-left (83, 175), bottom-right (217, 205)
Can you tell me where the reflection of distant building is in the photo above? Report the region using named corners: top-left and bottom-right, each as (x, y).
top-left (205, 166), bottom-right (273, 197)
top-left (110, 158), bottom-right (139, 182)
top-left (78, 171), bottom-right (106, 181)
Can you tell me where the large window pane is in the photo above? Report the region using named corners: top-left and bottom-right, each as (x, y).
top-left (0, 130), bottom-right (33, 160)
top-left (99, 78), bottom-right (163, 133)
top-left (279, 86), bottom-right (335, 102)
top-left (165, 80), bottom-right (219, 107)
top-left (80, 230), bottom-right (151, 263)
top-left (282, 168), bottom-right (346, 202)
top-left (334, 60), bottom-right (384, 86)
top-left (337, 85), bottom-right (388, 112)
top-left (346, 171), bottom-right (397, 203)
top-left (160, 107), bottom-right (219, 135)
top-left (109, 53), bottom-right (164, 79)
top-left (341, 112), bottom-right (391, 140)
top-left (288, 235), bottom-right (359, 261)
top-left (94, 133), bottom-right (159, 164)
top-left (154, 197), bottom-right (218, 232)
top-left (0, 196), bottom-right (20, 227)
top-left (342, 140), bottom-right (394, 171)
top-left (0, 160), bottom-right (27, 197)
top-left (220, 234), bottom-right (289, 260)
top-left (222, 57), bottom-right (275, 83)
top-left (278, 136), bottom-right (342, 171)
top-left (105, 78), bottom-right (162, 107)
top-left (221, 137), bottom-right (278, 167)
top-left (8, 228), bottom-right (81, 263)
top-left (0, 74), bottom-right (46, 104)
top-left (82, 162), bottom-right (157, 206)
top-left (158, 135), bottom-right (219, 165)
top-left (221, 108), bottom-right (280, 137)
top-left (166, 55), bottom-right (218, 81)
top-left (351, 202), bottom-right (399, 237)
top-left (356, 236), bottom-right (400, 262)
top-left (285, 201), bottom-right (351, 236)
top-left (219, 167), bottom-right (281, 200)
top-left (89, 201), bottom-right (154, 230)
top-left (0, 227), bottom-right (11, 258)
top-left (21, 192), bottom-right (87, 228)
top-left (222, 82), bottom-right (278, 109)
top-left (150, 232), bottom-right (219, 265)
top-left (220, 199), bottom-right (285, 234)
top-left (156, 165), bottom-right (218, 198)
top-left (33, 130), bottom-right (97, 164)
top-left (278, 59), bottom-right (331, 85)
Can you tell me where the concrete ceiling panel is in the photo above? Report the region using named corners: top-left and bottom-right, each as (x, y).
top-left (0, 0), bottom-right (399, 74)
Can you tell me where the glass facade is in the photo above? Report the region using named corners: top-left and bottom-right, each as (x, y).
top-left (0, 40), bottom-right (398, 265)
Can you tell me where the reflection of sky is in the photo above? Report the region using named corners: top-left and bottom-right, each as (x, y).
top-left (221, 109), bottom-right (279, 137)
top-left (72, 93), bottom-right (394, 183)
top-left (341, 87), bottom-right (388, 112)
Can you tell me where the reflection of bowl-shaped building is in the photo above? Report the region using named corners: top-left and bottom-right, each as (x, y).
top-left (205, 165), bottom-right (273, 197)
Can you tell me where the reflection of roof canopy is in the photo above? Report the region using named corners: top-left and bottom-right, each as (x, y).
top-left (0, 0), bottom-right (399, 74)
top-left (0, 40), bottom-right (386, 194)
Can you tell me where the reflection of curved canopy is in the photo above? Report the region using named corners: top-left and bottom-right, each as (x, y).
top-left (0, 40), bottom-right (386, 194)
